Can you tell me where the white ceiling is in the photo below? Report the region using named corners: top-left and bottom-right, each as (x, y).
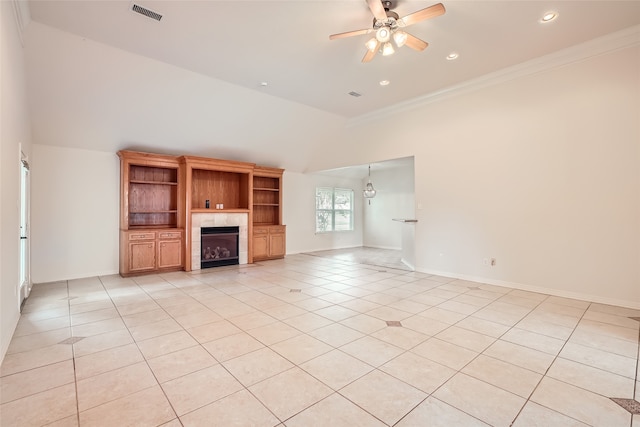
top-left (27, 0), bottom-right (640, 119)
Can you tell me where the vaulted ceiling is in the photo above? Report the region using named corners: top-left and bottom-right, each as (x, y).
top-left (27, 1), bottom-right (640, 118)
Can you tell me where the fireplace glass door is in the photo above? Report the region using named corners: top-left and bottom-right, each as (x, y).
top-left (201, 226), bottom-right (239, 268)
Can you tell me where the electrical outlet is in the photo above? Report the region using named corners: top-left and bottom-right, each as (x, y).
top-left (490, 258), bottom-right (496, 266)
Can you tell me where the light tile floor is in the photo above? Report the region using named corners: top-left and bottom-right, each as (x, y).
top-left (305, 247), bottom-right (410, 271)
top-left (1, 252), bottom-right (639, 426)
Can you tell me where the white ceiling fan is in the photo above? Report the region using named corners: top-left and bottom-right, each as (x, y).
top-left (330, 0), bottom-right (446, 63)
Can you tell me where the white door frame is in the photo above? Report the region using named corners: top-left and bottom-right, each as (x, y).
top-left (19, 146), bottom-right (31, 308)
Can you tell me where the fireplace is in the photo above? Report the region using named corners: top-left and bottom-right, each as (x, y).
top-left (200, 226), bottom-right (239, 269)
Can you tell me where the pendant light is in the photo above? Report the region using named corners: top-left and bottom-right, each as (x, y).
top-left (363, 164), bottom-right (377, 203)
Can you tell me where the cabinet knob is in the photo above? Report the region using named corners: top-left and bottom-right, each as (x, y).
top-left (148, 245), bottom-right (152, 248)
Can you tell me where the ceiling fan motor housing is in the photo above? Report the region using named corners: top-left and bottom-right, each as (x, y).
top-left (373, 11), bottom-right (400, 30)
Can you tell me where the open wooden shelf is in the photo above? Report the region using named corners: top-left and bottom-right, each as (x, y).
top-left (118, 151), bottom-right (185, 277)
top-left (131, 210), bottom-right (178, 214)
top-left (190, 169), bottom-right (250, 210)
top-left (254, 176), bottom-right (279, 190)
top-left (191, 208), bottom-right (250, 214)
top-left (130, 180), bottom-right (178, 186)
top-left (130, 165), bottom-right (177, 183)
top-left (129, 224), bottom-right (179, 230)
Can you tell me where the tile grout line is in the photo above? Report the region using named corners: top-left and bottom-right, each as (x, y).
top-left (74, 274), bottom-right (175, 422)
top-left (130, 272), bottom-right (282, 425)
top-left (276, 278), bottom-right (525, 426)
top-left (180, 260), bottom-right (419, 426)
top-left (68, 279), bottom-right (82, 427)
top-left (389, 278), bottom-right (514, 425)
top-left (314, 274), bottom-right (532, 425)
top-left (90, 267), bottom-right (636, 425)
top-left (508, 300), bottom-right (594, 426)
top-left (632, 322), bottom-right (640, 427)
top-left (161, 264), bottom-right (584, 424)
top-left (202, 268), bottom-right (359, 424)
top-left (8, 254), bottom-right (636, 426)
top-left (389, 289), bottom-right (615, 425)
top-left (119, 274), bottom-right (195, 425)
top-left (397, 287), bottom-right (552, 427)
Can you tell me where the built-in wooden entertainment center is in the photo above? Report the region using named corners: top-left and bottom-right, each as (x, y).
top-left (118, 150), bottom-right (285, 276)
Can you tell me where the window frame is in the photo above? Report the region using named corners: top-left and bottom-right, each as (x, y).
top-left (315, 187), bottom-right (354, 233)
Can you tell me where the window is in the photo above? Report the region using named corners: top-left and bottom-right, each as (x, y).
top-left (316, 187), bottom-right (354, 232)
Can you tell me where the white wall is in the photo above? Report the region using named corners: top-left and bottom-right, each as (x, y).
top-left (23, 21), bottom-right (346, 173)
top-left (309, 44), bottom-right (640, 308)
top-left (20, 18), bottom-right (640, 310)
top-left (283, 171), bottom-right (363, 254)
top-left (30, 145), bottom-right (119, 283)
top-left (363, 163), bottom-right (415, 250)
top-left (27, 150), bottom-right (364, 283)
top-left (1, 0), bottom-right (32, 361)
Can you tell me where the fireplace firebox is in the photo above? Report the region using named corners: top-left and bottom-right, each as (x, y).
top-left (200, 226), bottom-right (239, 269)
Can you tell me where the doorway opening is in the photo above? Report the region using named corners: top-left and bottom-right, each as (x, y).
top-left (19, 152), bottom-right (30, 310)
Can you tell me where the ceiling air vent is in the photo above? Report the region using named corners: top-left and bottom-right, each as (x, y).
top-left (131, 4), bottom-right (162, 21)
top-left (348, 91), bottom-right (362, 97)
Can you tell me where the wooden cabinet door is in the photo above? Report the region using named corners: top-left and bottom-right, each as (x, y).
top-left (253, 235), bottom-right (269, 260)
top-left (129, 241), bottom-right (156, 272)
top-left (269, 233), bottom-right (285, 258)
top-left (158, 239), bottom-right (182, 269)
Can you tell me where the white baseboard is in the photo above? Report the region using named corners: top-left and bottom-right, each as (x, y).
top-left (1, 313), bottom-right (20, 366)
top-left (418, 268), bottom-right (640, 311)
top-left (289, 245), bottom-right (364, 255)
top-left (401, 258), bottom-right (415, 271)
top-left (364, 244), bottom-right (402, 251)
top-left (32, 269), bottom-right (120, 285)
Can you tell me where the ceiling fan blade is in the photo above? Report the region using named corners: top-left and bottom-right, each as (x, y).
top-left (399, 3), bottom-right (445, 27)
top-left (404, 33), bottom-right (429, 51)
top-left (366, 0), bottom-right (388, 22)
top-left (362, 41), bottom-right (379, 63)
top-left (329, 28), bottom-right (372, 40)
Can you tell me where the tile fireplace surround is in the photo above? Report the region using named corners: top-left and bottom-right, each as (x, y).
top-left (191, 213), bottom-right (248, 270)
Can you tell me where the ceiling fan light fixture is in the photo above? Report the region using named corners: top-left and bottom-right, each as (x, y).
top-left (330, 2), bottom-right (446, 64)
top-left (365, 38), bottom-right (379, 52)
top-left (393, 30), bottom-right (407, 47)
top-left (376, 26), bottom-right (391, 43)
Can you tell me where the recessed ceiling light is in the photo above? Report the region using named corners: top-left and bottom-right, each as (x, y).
top-left (379, 80), bottom-right (390, 86)
top-left (446, 52), bottom-right (459, 61)
top-left (541, 11), bottom-right (558, 23)
top-left (260, 81), bottom-right (268, 87)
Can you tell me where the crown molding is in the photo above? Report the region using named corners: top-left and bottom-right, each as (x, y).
top-left (10, 0), bottom-right (31, 47)
top-left (348, 24), bottom-right (640, 128)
